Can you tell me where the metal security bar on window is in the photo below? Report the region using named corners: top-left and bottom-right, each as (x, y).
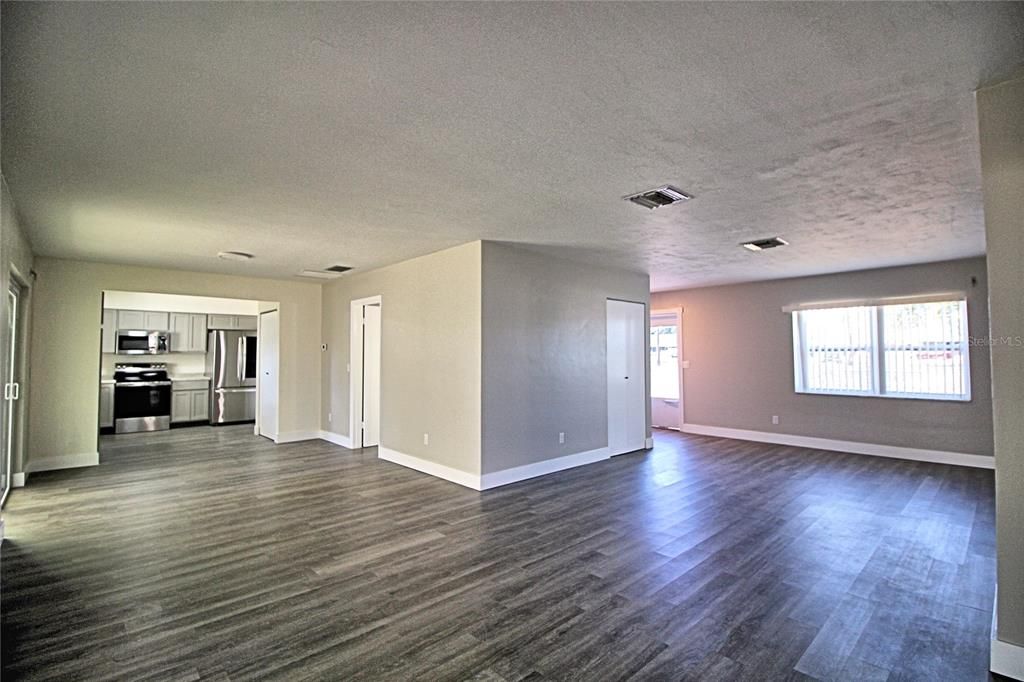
top-left (792, 299), bottom-right (969, 401)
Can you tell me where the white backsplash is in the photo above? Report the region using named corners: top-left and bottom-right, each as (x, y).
top-left (102, 352), bottom-right (208, 378)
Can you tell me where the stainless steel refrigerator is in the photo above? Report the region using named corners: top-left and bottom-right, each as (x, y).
top-left (206, 330), bottom-right (257, 424)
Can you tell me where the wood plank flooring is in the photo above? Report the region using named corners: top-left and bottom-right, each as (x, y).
top-left (1, 426), bottom-right (998, 680)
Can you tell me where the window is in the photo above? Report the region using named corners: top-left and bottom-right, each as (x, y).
top-left (793, 299), bottom-right (970, 401)
top-left (650, 322), bottom-right (679, 400)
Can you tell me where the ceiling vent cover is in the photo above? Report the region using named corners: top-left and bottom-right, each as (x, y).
top-left (741, 237), bottom-right (789, 251)
top-left (624, 185), bottom-right (693, 210)
top-left (298, 265), bottom-right (353, 280)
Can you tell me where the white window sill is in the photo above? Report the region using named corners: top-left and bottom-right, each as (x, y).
top-left (796, 389), bottom-right (971, 403)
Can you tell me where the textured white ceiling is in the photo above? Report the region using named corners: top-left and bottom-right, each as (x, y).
top-left (2, 3), bottom-right (1022, 290)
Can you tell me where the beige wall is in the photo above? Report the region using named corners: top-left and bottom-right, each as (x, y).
top-left (978, 76), bottom-right (1024, 649)
top-left (28, 258), bottom-right (322, 467)
top-left (320, 242), bottom-right (482, 475)
top-left (652, 257), bottom-right (993, 457)
top-left (480, 242), bottom-right (650, 474)
top-left (0, 176), bottom-right (35, 474)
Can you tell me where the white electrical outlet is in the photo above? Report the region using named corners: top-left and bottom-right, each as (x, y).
top-left (559, 432), bottom-right (565, 444)
top-left (772, 415), bottom-right (780, 425)
top-left (423, 433), bottom-right (429, 446)
top-left (328, 412), bottom-right (332, 423)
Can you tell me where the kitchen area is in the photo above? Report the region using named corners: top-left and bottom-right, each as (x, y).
top-left (98, 292), bottom-right (264, 437)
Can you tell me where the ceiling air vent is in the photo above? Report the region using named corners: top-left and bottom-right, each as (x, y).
top-left (741, 237), bottom-right (789, 252)
top-left (624, 185), bottom-right (693, 210)
top-left (297, 265), bottom-right (353, 280)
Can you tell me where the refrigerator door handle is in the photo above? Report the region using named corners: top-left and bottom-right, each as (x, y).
top-left (237, 336), bottom-right (246, 383)
top-left (215, 387), bottom-right (256, 394)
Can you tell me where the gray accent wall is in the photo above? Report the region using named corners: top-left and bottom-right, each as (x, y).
top-left (480, 242), bottom-right (650, 475)
top-left (978, 75), bottom-right (1024, 649)
top-left (651, 257), bottom-right (993, 457)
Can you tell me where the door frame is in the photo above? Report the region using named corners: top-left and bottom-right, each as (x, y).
top-left (650, 306), bottom-right (684, 429)
top-left (2, 267), bottom-right (30, 504)
top-left (349, 295), bottom-right (382, 448)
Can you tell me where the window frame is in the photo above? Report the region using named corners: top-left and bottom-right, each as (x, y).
top-left (792, 299), bottom-right (971, 402)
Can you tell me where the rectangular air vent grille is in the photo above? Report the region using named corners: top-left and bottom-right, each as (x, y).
top-left (741, 237), bottom-right (789, 251)
top-left (624, 185), bottom-right (693, 210)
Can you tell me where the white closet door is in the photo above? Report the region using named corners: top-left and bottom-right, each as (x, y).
top-left (361, 304), bottom-right (381, 447)
top-left (607, 299), bottom-right (647, 456)
top-left (258, 310), bottom-right (279, 440)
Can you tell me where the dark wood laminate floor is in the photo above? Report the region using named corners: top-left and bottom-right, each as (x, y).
top-left (1, 426), bottom-right (997, 681)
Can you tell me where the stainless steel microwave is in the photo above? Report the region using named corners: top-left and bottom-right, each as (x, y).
top-left (116, 330), bottom-right (170, 355)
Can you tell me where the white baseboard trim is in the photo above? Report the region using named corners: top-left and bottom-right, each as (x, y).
top-left (26, 451), bottom-right (100, 473)
top-left (993, 638), bottom-right (1024, 680)
top-left (274, 430), bottom-right (321, 444)
top-left (680, 424), bottom-right (993, 470)
top-left (481, 447), bottom-right (610, 490)
top-left (378, 447), bottom-right (482, 491)
top-left (12, 472), bottom-right (25, 487)
top-left (319, 430), bottom-right (353, 449)
top-left (645, 436), bottom-right (654, 449)
top-left (992, 587), bottom-right (1024, 680)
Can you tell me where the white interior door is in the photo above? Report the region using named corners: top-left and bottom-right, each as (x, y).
top-left (1, 283), bottom-right (21, 507)
top-left (258, 309), bottom-right (279, 440)
top-left (362, 304), bottom-right (381, 447)
top-left (607, 299), bottom-right (646, 456)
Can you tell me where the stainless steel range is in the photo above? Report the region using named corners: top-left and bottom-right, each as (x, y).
top-left (113, 363), bottom-right (172, 433)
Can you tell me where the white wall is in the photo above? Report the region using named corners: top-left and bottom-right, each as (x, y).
top-left (321, 242), bottom-right (482, 475)
top-left (28, 258), bottom-right (322, 468)
top-left (978, 74), bottom-right (1024, 655)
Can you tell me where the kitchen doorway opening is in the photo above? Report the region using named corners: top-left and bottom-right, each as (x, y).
top-left (97, 291), bottom-right (277, 460)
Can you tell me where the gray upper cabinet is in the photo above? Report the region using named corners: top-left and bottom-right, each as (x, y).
top-left (208, 314), bottom-right (257, 331)
top-left (189, 314), bottom-right (208, 351)
top-left (103, 310), bottom-right (211, 353)
top-left (170, 313), bottom-right (191, 352)
top-left (207, 314), bottom-right (235, 330)
top-left (113, 310), bottom-right (168, 331)
top-left (169, 313), bottom-right (208, 353)
top-left (116, 309), bottom-right (146, 330)
top-left (144, 311), bottom-right (169, 331)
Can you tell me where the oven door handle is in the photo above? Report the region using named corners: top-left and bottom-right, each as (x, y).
top-left (116, 381), bottom-right (172, 387)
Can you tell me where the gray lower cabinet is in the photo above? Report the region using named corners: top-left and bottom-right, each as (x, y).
top-left (99, 384), bottom-right (115, 428)
top-left (171, 381), bottom-right (210, 423)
